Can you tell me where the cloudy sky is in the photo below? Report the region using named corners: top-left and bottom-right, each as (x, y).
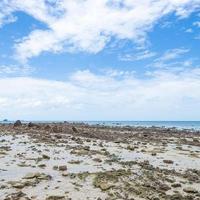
top-left (0, 0), bottom-right (200, 121)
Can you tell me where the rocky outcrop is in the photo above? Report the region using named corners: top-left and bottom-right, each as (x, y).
top-left (13, 120), bottom-right (22, 127)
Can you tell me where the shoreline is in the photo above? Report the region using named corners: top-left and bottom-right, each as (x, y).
top-left (1, 120), bottom-right (200, 131)
top-left (0, 122), bottom-right (200, 199)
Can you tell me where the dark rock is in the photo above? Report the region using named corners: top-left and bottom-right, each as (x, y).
top-left (171, 183), bottom-right (182, 188)
top-left (163, 160), bottom-right (174, 164)
top-left (28, 122), bottom-right (39, 128)
top-left (44, 125), bottom-right (51, 131)
top-left (58, 165), bottom-right (67, 171)
top-left (4, 191), bottom-right (30, 200)
top-left (72, 126), bottom-right (78, 133)
top-left (183, 187), bottom-right (198, 193)
top-left (13, 120), bottom-right (22, 127)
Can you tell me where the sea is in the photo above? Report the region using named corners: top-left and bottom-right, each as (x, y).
top-left (79, 121), bottom-right (200, 130)
top-left (1, 120), bottom-right (200, 130)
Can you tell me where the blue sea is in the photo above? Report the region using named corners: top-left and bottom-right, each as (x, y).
top-left (82, 121), bottom-right (200, 130)
top-left (1, 120), bottom-right (200, 130)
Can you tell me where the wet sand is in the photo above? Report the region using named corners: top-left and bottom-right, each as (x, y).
top-left (0, 122), bottom-right (200, 200)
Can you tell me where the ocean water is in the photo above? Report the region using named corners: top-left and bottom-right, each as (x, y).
top-left (82, 121), bottom-right (200, 130)
top-left (1, 120), bottom-right (200, 130)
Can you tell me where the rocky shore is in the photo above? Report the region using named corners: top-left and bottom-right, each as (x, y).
top-left (0, 122), bottom-right (200, 200)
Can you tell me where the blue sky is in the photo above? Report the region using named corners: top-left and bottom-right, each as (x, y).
top-left (0, 0), bottom-right (200, 121)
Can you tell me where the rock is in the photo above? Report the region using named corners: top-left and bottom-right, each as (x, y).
top-left (171, 183), bottom-right (182, 188)
top-left (4, 191), bottom-right (30, 200)
top-left (72, 126), bottom-right (78, 133)
top-left (62, 172), bottom-right (68, 176)
top-left (150, 196), bottom-right (160, 200)
top-left (127, 145), bottom-right (135, 151)
top-left (163, 160), bottom-right (174, 164)
top-left (44, 125), bottom-right (51, 131)
top-left (23, 172), bottom-right (41, 179)
top-left (183, 187), bottom-right (198, 193)
top-left (97, 181), bottom-right (114, 191)
top-left (53, 166), bottom-right (58, 170)
top-left (23, 172), bottom-right (51, 180)
top-left (38, 163), bottom-right (46, 168)
top-left (55, 134), bottom-right (62, 139)
top-left (170, 193), bottom-right (183, 200)
top-left (93, 158), bottom-right (102, 163)
top-left (13, 120), bottom-right (22, 127)
top-left (58, 165), bottom-right (67, 171)
top-left (8, 181), bottom-right (26, 189)
top-left (42, 154), bottom-right (50, 159)
top-left (46, 195), bottom-right (66, 200)
top-left (68, 160), bottom-right (81, 164)
top-left (159, 183), bottom-right (171, 191)
top-left (52, 126), bottom-right (61, 133)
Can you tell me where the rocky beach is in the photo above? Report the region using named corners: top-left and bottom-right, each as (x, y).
top-left (0, 121), bottom-right (200, 200)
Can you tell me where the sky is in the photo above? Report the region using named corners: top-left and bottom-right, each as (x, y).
top-left (0, 0), bottom-right (200, 121)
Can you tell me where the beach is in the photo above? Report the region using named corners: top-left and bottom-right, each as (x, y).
top-left (0, 122), bottom-right (200, 200)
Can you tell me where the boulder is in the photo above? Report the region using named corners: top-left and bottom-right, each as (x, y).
top-left (72, 126), bottom-right (78, 133)
top-left (13, 120), bottom-right (22, 127)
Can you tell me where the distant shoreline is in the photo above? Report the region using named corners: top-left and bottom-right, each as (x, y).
top-left (1, 120), bottom-right (200, 131)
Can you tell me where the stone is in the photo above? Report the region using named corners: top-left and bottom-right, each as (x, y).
top-left (23, 172), bottom-right (51, 180)
top-left (28, 122), bottom-right (39, 128)
top-left (62, 172), bottom-right (68, 176)
top-left (98, 181), bottom-right (114, 191)
top-left (170, 193), bottom-right (183, 200)
top-left (72, 126), bottom-right (78, 133)
top-left (4, 191), bottom-right (30, 200)
top-left (171, 183), bottom-right (182, 188)
top-left (183, 187), bottom-right (198, 193)
top-left (13, 120), bottom-right (22, 127)
top-left (163, 160), bottom-right (174, 164)
top-left (8, 181), bottom-right (25, 189)
top-left (23, 172), bottom-right (41, 179)
top-left (46, 195), bottom-right (66, 200)
top-left (127, 145), bottom-right (135, 151)
top-left (93, 158), bottom-right (102, 163)
top-left (58, 165), bottom-right (67, 171)
top-left (42, 154), bottom-right (50, 159)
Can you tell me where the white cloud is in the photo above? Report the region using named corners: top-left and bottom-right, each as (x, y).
top-left (119, 50), bottom-right (157, 61)
top-left (155, 48), bottom-right (190, 62)
top-left (185, 28), bottom-right (193, 33)
top-left (1, 68), bottom-right (200, 120)
top-left (0, 65), bottom-right (33, 76)
top-left (0, 0), bottom-right (200, 62)
top-left (193, 21), bottom-right (200, 27)
top-left (150, 48), bottom-right (191, 68)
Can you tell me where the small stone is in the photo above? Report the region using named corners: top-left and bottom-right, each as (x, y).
top-left (72, 126), bottom-right (78, 133)
top-left (46, 195), bottom-right (66, 200)
top-left (23, 172), bottom-right (41, 179)
top-left (183, 187), bottom-right (198, 193)
top-left (42, 154), bottom-right (50, 159)
top-left (93, 158), bottom-right (102, 163)
top-left (171, 183), bottom-right (182, 188)
top-left (98, 182), bottom-right (114, 191)
top-left (58, 165), bottom-right (67, 171)
top-left (127, 145), bottom-right (135, 151)
top-left (62, 172), bottom-right (68, 176)
top-left (163, 160), bottom-right (174, 164)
